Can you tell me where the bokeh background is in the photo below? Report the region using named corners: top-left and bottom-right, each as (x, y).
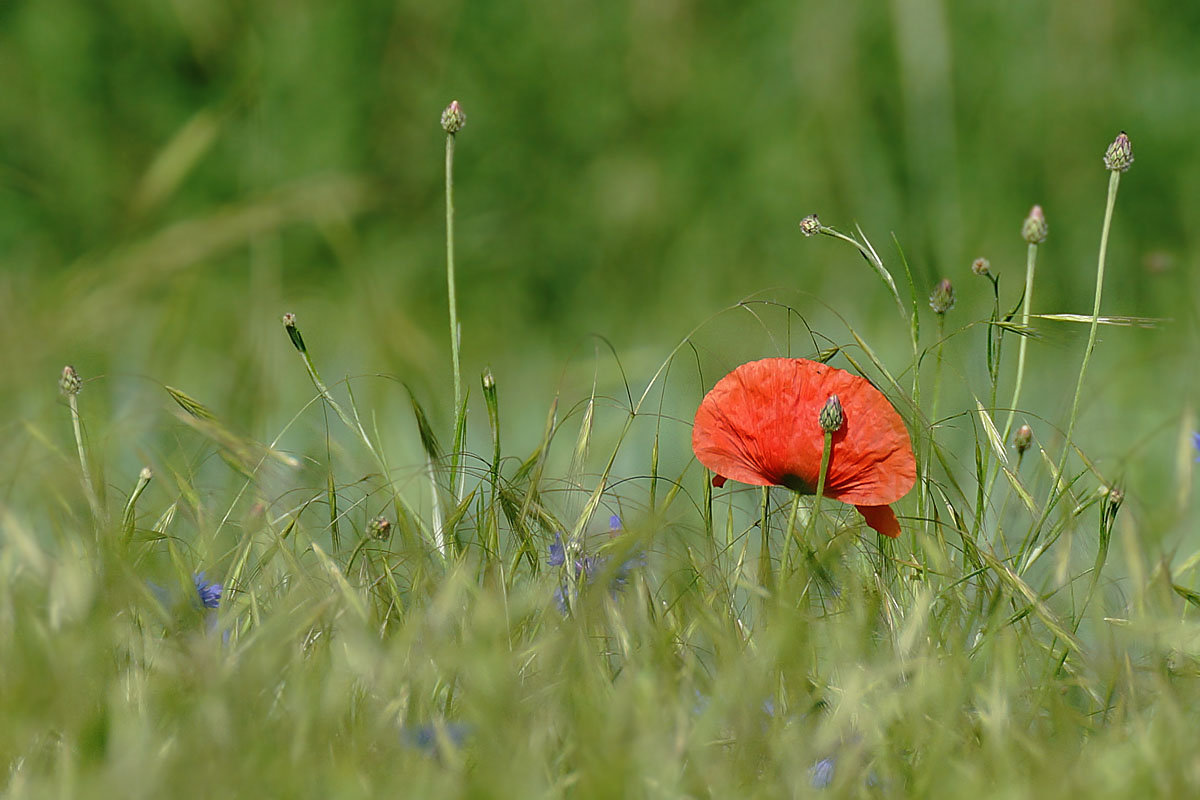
top-left (2, 0), bottom-right (1197, 541)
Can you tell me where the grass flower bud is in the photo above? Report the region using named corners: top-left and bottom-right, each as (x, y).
top-left (441, 100), bottom-right (466, 134)
top-left (1106, 485), bottom-right (1124, 517)
top-left (798, 214), bottom-right (821, 237)
top-left (1022, 205), bottom-right (1047, 244)
top-left (59, 365), bottom-right (82, 396)
top-left (819, 394), bottom-right (844, 433)
top-left (282, 312), bottom-right (307, 353)
top-left (368, 516), bottom-right (392, 541)
top-left (1014, 424), bottom-right (1033, 455)
top-left (929, 279), bottom-right (955, 314)
top-left (1104, 131), bottom-right (1133, 172)
top-left (971, 257), bottom-right (991, 277)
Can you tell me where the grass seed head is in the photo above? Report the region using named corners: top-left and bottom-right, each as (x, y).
top-left (282, 312), bottom-right (307, 353)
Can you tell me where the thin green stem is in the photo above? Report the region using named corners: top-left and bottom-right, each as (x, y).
top-left (69, 392), bottom-right (103, 526)
top-left (121, 467), bottom-right (152, 543)
top-left (782, 493), bottom-right (802, 570)
top-left (758, 487), bottom-right (772, 591)
top-left (1002, 242), bottom-right (1039, 444)
top-left (931, 314), bottom-right (947, 427)
top-left (805, 431), bottom-right (834, 542)
top-left (816, 225), bottom-right (907, 319)
top-left (445, 131), bottom-right (464, 496)
top-left (1021, 170), bottom-right (1121, 569)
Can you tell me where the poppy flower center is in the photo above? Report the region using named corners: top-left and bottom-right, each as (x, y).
top-left (780, 473), bottom-right (817, 495)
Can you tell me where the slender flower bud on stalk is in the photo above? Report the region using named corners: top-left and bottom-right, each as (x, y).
top-left (60, 365), bottom-right (82, 396)
top-left (929, 279), bottom-right (955, 314)
top-left (971, 257), bottom-right (991, 277)
top-left (1014, 424), bottom-right (1033, 456)
top-left (819, 394), bottom-right (844, 434)
top-left (122, 467), bottom-right (153, 540)
top-left (1022, 205), bottom-right (1048, 244)
top-left (1103, 131), bottom-right (1133, 173)
top-left (441, 100), bottom-right (466, 134)
top-left (282, 312), bottom-right (306, 353)
top-left (799, 214), bottom-right (821, 237)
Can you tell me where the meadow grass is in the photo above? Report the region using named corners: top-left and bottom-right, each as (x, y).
top-left (2, 123), bottom-right (1199, 800)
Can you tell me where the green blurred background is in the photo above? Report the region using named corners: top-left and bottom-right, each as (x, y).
top-left (2, 0), bottom-right (1197, 537)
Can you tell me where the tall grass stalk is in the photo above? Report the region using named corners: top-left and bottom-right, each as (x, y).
top-left (1022, 144), bottom-right (1128, 570)
top-left (442, 101), bottom-right (467, 499)
top-left (60, 365), bottom-right (103, 526)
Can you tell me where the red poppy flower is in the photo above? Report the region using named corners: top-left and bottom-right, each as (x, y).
top-left (692, 358), bottom-right (916, 537)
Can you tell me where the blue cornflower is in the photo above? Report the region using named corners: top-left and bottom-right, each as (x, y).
top-left (1193, 432), bottom-right (1200, 461)
top-left (810, 757), bottom-right (836, 789)
top-left (547, 519), bottom-right (642, 613)
top-left (194, 572), bottom-right (222, 609)
top-left (402, 721), bottom-right (471, 756)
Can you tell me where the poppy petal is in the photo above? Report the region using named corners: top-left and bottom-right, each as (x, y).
top-left (711, 474), bottom-right (728, 488)
top-left (855, 504), bottom-right (901, 538)
top-left (692, 358), bottom-right (915, 506)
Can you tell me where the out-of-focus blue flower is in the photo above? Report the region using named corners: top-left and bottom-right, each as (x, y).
top-left (810, 757), bottom-right (836, 789)
top-left (548, 533), bottom-right (566, 567)
top-left (547, 519), bottom-right (643, 613)
top-left (1192, 432), bottom-right (1200, 461)
top-left (194, 572), bottom-right (222, 609)
top-left (402, 721), bottom-right (471, 757)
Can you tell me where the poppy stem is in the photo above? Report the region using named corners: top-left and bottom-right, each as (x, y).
top-left (783, 493), bottom-right (803, 569)
top-left (805, 431), bottom-right (834, 542)
top-left (758, 487), bottom-right (773, 590)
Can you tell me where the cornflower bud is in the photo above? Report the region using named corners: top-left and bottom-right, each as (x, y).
top-left (441, 100), bottom-right (466, 134)
top-left (282, 312), bottom-right (306, 353)
top-left (798, 214), bottom-right (821, 237)
top-left (929, 279), bottom-right (955, 314)
top-left (368, 516), bottom-right (392, 541)
top-left (819, 394), bottom-right (844, 433)
top-left (1022, 205), bottom-right (1048, 244)
top-left (60, 365), bottom-right (82, 396)
top-left (1014, 424), bottom-right (1033, 455)
top-left (1103, 131), bottom-right (1133, 172)
top-left (971, 257), bottom-right (991, 277)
